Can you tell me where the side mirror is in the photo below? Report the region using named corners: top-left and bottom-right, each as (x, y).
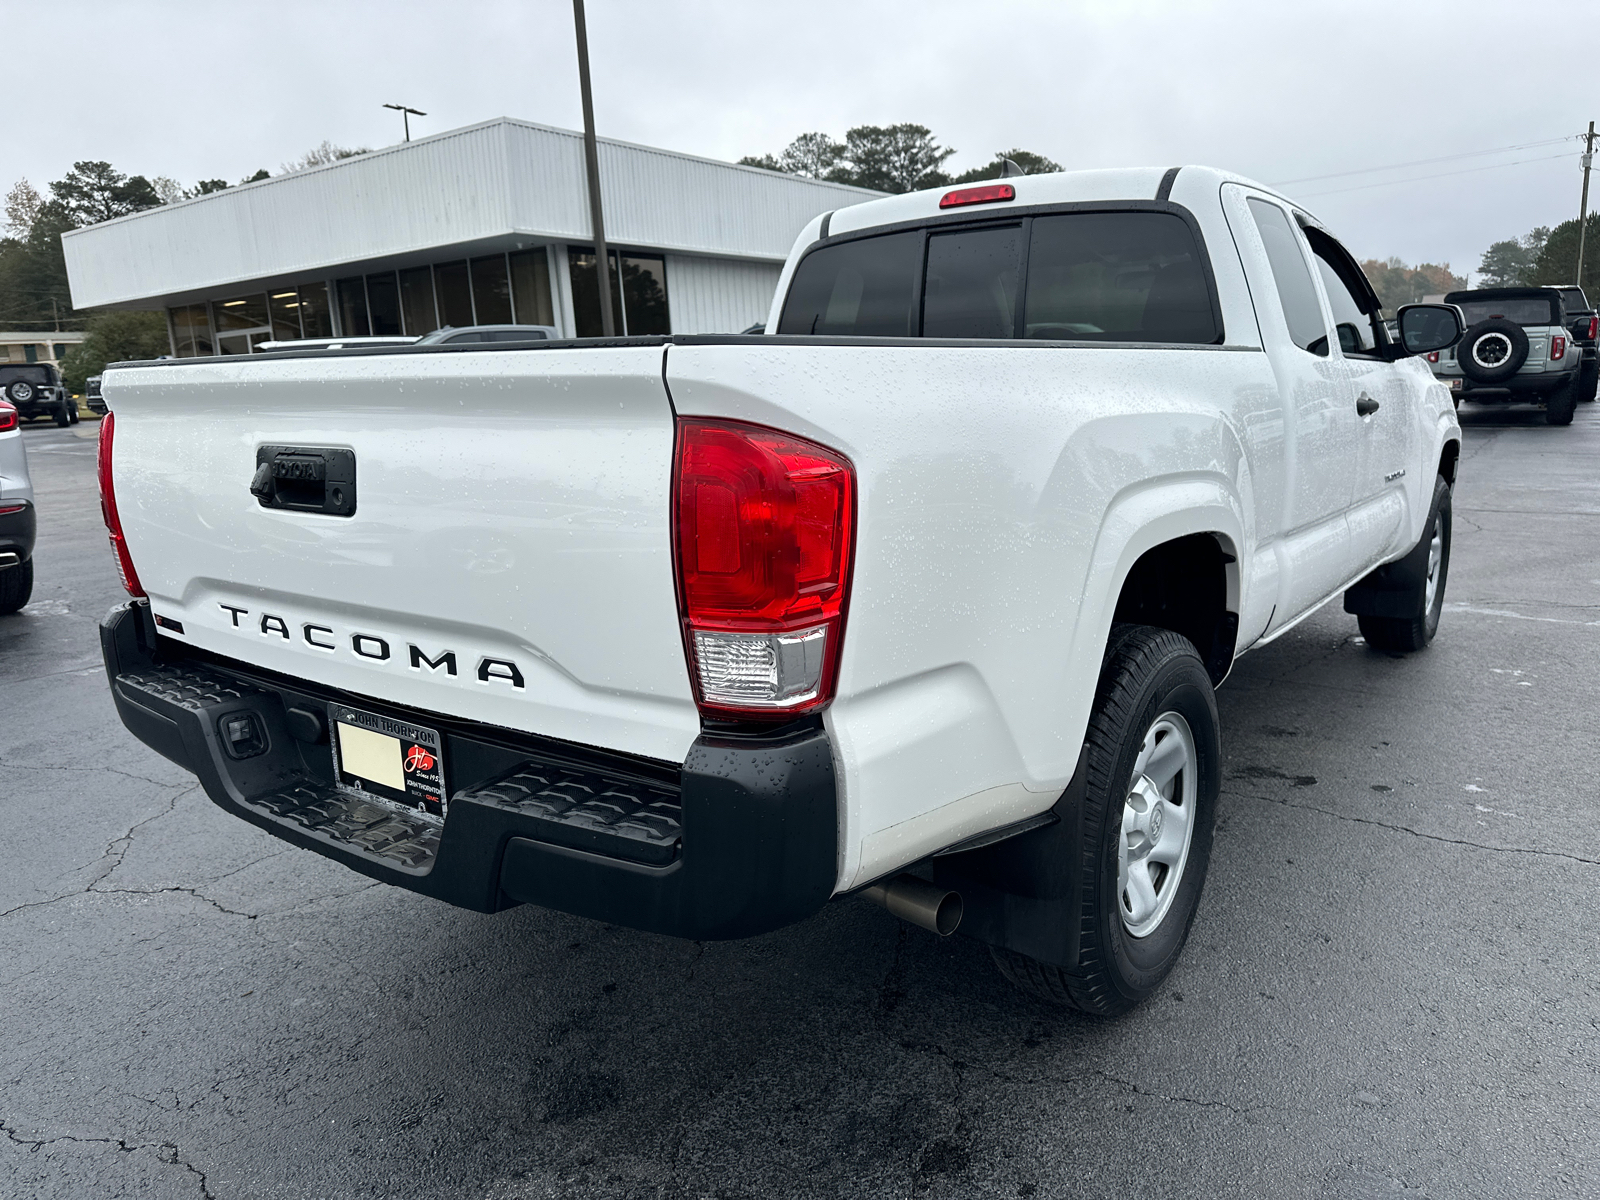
top-left (1395, 303), bottom-right (1465, 355)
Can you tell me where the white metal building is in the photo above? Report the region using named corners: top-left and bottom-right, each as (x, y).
top-left (61, 118), bottom-right (877, 353)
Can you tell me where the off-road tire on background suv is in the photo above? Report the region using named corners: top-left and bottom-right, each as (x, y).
top-left (1357, 476), bottom-right (1452, 653)
top-left (0, 558), bottom-right (33, 614)
top-left (53, 397), bottom-right (72, 427)
top-left (991, 625), bottom-right (1219, 1015)
top-left (1457, 318), bottom-right (1529, 385)
top-left (1544, 377), bottom-right (1578, 426)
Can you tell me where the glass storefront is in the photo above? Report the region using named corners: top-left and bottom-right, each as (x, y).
top-left (568, 247), bottom-right (669, 337)
top-left (166, 245), bottom-right (578, 355)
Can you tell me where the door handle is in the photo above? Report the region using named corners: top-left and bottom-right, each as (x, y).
top-left (1356, 393), bottom-right (1380, 416)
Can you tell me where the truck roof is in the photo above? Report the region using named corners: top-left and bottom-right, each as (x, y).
top-left (825, 165), bottom-right (1295, 239)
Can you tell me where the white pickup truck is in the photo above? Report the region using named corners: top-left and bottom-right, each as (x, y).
top-left (97, 166), bottom-right (1465, 1014)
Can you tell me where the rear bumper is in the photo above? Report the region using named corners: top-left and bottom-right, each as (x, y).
top-left (100, 601), bottom-right (839, 940)
top-left (0, 498), bottom-right (35, 564)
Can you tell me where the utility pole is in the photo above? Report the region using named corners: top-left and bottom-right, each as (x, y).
top-left (573, 0), bottom-right (615, 337)
top-left (1577, 121), bottom-right (1596, 287)
top-left (382, 103), bottom-right (426, 143)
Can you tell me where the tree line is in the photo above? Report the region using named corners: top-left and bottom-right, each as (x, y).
top-left (1476, 214), bottom-right (1600, 295)
top-left (739, 124), bottom-right (1061, 192)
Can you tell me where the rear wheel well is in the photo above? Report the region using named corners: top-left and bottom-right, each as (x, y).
top-left (1111, 534), bottom-right (1237, 684)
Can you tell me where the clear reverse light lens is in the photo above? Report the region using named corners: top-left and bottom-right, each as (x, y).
top-left (692, 624), bottom-right (828, 708)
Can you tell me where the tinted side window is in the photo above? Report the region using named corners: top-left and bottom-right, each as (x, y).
top-left (1312, 254), bottom-right (1380, 356)
top-left (778, 232), bottom-right (921, 336)
top-left (923, 225), bottom-right (1022, 339)
top-left (1023, 212), bottom-right (1218, 343)
top-left (1247, 198), bottom-right (1327, 355)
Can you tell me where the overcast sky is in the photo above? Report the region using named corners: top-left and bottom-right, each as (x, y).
top-left (13, 0), bottom-right (1593, 280)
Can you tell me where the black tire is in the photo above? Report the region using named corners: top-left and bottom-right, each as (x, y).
top-left (1457, 318), bottom-right (1529, 384)
top-left (1545, 378), bottom-right (1577, 426)
top-left (5, 380), bottom-right (33, 404)
top-left (67, 399), bottom-right (79, 424)
top-left (1357, 476), bottom-right (1451, 653)
top-left (1579, 360), bottom-right (1598, 403)
top-left (53, 398), bottom-right (70, 427)
top-left (0, 558), bottom-right (33, 614)
top-left (990, 625), bottom-right (1219, 1015)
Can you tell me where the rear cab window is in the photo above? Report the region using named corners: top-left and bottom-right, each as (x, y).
top-left (1450, 296), bottom-right (1562, 327)
top-left (777, 210), bottom-right (1221, 344)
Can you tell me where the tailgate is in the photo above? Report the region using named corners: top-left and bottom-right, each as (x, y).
top-left (105, 346), bottom-right (699, 764)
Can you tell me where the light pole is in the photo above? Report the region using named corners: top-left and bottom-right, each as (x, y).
top-left (383, 104), bottom-right (427, 143)
top-left (573, 0), bottom-right (615, 337)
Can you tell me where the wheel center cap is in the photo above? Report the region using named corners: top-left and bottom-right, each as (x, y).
top-left (1147, 800), bottom-right (1164, 841)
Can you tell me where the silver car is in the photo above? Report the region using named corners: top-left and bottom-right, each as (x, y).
top-left (0, 399), bottom-right (35, 613)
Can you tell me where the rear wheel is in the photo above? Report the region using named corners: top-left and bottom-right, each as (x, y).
top-left (1579, 360), bottom-right (1598, 403)
top-left (1358, 476), bottom-right (1451, 653)
top-left (0, 558), bottom-right (33, 614)
top-left (1545, 378), bottom-right (1577, 426)
top-left (67, 399), bottom-right (79, 424)
top-left (53, 398), bottom-right (71, 427)
top-left (990, 625), bottom-right (1219, 1015)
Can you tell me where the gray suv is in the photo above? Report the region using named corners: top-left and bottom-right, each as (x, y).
top-left (1427, 288), bottom-right (1584, 425)
top-left (0, 363), bottom-right (78, 426)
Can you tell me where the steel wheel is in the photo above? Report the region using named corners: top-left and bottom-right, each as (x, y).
top-left (1118, 711), bottom-right (1198, 938)
top-left (1423, 514), bottom-right (1443, 614)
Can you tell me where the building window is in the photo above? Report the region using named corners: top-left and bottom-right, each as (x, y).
top-left (337, 278), bottom-right (369, 337)
top-left (399, 267), bottom-right (436, 335)
top-left (170, 304), bottom-right (214, 356)
top-left (299, 283), bottom-right (333, 339)
top-left (52, 343), bottom-right (67, 361)
top-left (509, 249), bottom-right (554, 326)
top-left (367, 271), bottom-right (403, 336)
top-left (568, 247), bottom-right (669, 336)
top-left (270, 289), bottom-right (302, 342)
top-left (23, 344), bottom-right (37, 363)
top-left (213, 292), bottom-right (272, 354)
top-left (433, 261), bottom-right (472, 328)
top-left (470, 256), bottom-right (513, 325)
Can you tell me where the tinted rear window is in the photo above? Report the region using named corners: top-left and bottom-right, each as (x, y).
top-left (0, 366), bottom-right (50, 384)
top-left (777, 211), bottom-right (1218, 343)
top-left (1455, 297), bottom-right (1560, 326)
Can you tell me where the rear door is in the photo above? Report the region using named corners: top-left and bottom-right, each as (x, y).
top-left (106, 345), bottom-right (700, 765)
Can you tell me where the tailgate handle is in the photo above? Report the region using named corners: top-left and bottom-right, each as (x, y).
top-left (253, 446), bottom-right (357, 516)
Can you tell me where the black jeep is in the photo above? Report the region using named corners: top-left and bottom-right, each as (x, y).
top-left (0, 363), bottom-right (78, 426)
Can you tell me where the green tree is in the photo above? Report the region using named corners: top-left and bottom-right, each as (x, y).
top-left (193, 179), bottom-right (230, 195)
top-left (1530, 213), bottom-right (1600, 296)
top-left (48, 161), bottom-right (161, 225)
top-left (241, 169), bottom-right (271, 183)
top-left (60, 311), bottom-right (169, 393)
top-left (828, 124), bottom-right (955, 193)
top-left (741, 132), bottom-right (845, 178)
top-left (1477, 227), bottom-right (1548, 287)
top-left (950, 148), bottom-right (1063, 183)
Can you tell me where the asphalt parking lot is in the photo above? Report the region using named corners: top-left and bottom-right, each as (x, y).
top-left (3, 404), bottom-right (1597, 1200)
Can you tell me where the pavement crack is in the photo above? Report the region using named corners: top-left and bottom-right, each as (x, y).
top-left (0, 757), bottom-right (190, 790)
top-left (1233, 789), bottom-right (1600, 865)
top-left (0, 1119), bottom-right (216, 1199)
top-left (682, 941), bottom-right (707, 982)
top-left (1092, 1070), bottom-right (1252, 1115)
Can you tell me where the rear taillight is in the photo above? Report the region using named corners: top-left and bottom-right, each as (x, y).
top-left (673, 418), bottom-right (855, 717)
top-left (97, 411), bottom-right (145, 598)
top-left (0, 401), bottom-right (15, 432)
top-left (1426, 351), bottom-right (1440, 363)
top-left (1552, 335), bottom-right (1567, 361)
top-left (1588, 317), bottom-right (1598, 340)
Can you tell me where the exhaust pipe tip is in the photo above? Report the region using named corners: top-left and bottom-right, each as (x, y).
top-left (863, 874), bottom-right (963, 937)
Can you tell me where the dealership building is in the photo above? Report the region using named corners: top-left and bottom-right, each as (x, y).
top-left (61, 118), bottom-right (876, 353)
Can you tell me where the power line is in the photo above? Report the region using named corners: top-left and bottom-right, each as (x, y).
top-left (1270, 136), bottom-right (1575, 187)
top-left (1293, 151), bottom-right (1576, 199)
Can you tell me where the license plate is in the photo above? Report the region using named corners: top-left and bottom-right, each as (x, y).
top-left (1449, 378), bottom-right (1462, 392)
top-left (328, 704), bottom-right (447, 819)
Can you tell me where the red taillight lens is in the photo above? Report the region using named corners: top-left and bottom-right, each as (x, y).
top-left (1588, 317), bottom-right (1598, 340)
top-left (673, 418), bottom-right (855, 717)
top-left (1426, 351), bottom-right (1440, 363)
top-left (97, 411), bottom-right (145, 598)
top-left (939, 183), bottom-right (1015, 209)
top-left (0, 401), bottom-right (15, 433)
top-left (1552, 335), bottom-right (1566, 361)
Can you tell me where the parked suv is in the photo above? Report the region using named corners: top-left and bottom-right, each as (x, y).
top-left (1429, 288), bottom-right (1583, 424)
top-left (0, 363), bottom-right (77, 426)
top-left (1544, 285), bottom-right (1597, 403)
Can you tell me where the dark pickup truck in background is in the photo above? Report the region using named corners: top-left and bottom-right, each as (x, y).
top-left (1545, 285), bottom-right (1597, 402)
